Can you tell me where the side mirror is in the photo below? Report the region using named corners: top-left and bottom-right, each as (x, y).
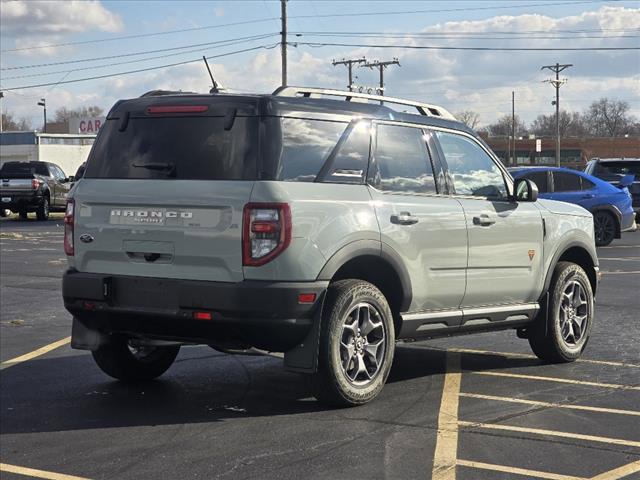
top-left (67, 176), bottom-right (75, 183)
top-left (515, 178), bottom-right (538, 202)
top-left (619, 174), bottom-right (634, 188)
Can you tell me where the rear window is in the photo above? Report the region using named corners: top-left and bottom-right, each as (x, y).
top-left (84, 116), bottom-right (258, 180)
top-left (595, 161), bottom-right (640, 179)
top-left (0, 162), bottom-right (49, 176)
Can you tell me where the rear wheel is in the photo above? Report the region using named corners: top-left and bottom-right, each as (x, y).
top-left (18, 211), bottom-right (28, 220)
top-left (92, 336), bottom-right (180, 382)
top-left (528, 262), bottom-right (594, 363)
top-left (311, 279), bottom-right (395, 407)
top-left (36, 196), bottom-right (49, 221)
top-left (594, 210), bottom-right (616, 246)
top-left (0, 209), bottom-right (7, 218)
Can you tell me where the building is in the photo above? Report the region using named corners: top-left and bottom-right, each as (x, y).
top-left (484, 135), bottom-right (640, 169)
top-left (0, 131), bottom-right (95, 177)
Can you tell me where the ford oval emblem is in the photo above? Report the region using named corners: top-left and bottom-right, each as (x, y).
top-left (79, 234), bottom-right (94, 243)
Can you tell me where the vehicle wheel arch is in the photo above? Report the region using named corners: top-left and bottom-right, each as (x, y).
top-left (317, 240), bottom-right (412, 337)
top-left (543, 243), bottom-right (598, 298)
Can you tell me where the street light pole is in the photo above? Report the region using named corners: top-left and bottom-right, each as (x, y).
top-left (37, 98), bottom-right (47, 133)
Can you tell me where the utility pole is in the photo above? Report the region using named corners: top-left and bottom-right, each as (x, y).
top-left (280, 0), bottom-right (287, 87)
top-left (0, 92), bottom-right (4, 133)
top-left (511, 91), bottom-right (515, 166)
top-left (362, 58), bottom-right (400, 104)
top-left (332, 57), bottom-right (366, 91)
top-left (542, 62), bottom-right (572, 167)
top-left (37, 98), bottom-right (46, 133)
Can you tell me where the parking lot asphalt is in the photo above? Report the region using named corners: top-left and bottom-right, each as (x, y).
top-left (1, 214), bottom-right (638, 480)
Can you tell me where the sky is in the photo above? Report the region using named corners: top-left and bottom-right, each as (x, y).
top-left (1, 0), bottom-right (639, 129)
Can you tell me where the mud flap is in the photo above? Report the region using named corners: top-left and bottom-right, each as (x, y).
top-left (71, 317), bottom-right (107, 351)
top-left (283, 291), bottom-right (326, 373)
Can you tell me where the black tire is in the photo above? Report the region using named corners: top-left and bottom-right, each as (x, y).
top-left (92, 335), bottom-right (180, 382)
top-left (36, 196), bottom-right (50, 221)
top-left (0, 209), bottom-right (7, 218)
top-left (594, 210), bottom-right (616, 246)
top-left (311, 279), bottom-right (395, 407)
top-left (18, 211), bottom-right (28, 220)
top-left (528, 261), bottom-right (594, 363)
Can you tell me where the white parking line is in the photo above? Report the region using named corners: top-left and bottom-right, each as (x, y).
top-left (460, 392), bottom-right (640, 416)
top-left (474, 371), bottom-right (640, 390)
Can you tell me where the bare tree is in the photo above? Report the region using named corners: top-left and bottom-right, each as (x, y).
top-left (484, 114), bottom-right (527, 137)
top-left (1, 112), bottom-right (33, 131)
top-left (455, 110), bottom-right (480, 130)
top-left (54, 105), bottom-right (104, 122)
top-left (585, 98), bottom-right (635, 137)
top-left (530, 111), bottom-right (587, 137)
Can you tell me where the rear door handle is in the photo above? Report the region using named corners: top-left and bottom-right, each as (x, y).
top-left (582, 194), bottom-right (595, 199)
top-left (391, 211), bottom-right (419, 225)
top-left (473, 213), bottom-right (496, 226)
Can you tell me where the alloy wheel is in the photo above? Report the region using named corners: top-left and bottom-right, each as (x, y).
top-left (594, 212), bottom-right (615, 245)
top-left (559, 279), bottom-right (590, 347)
top-left (339, 302), bottom-right (386, 386)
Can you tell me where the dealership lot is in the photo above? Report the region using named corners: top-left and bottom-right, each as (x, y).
top-left (1, 216), bottom-right (638, 480)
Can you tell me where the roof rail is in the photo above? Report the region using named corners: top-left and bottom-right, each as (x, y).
top-left (272, 86), bottom-right (456, 121)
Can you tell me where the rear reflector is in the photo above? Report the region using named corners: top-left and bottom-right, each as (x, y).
top-left (193, 311), bottom-right (212, 321)
top-left (298, 293), bottom-right (316, 304)
top-left (147, 105), bottom-right (209, 114)
top-left (64, 199), bottom-right (74, 256)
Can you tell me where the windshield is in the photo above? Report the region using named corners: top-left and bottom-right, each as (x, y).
top-left (84, 116), bottom-right (258, 180)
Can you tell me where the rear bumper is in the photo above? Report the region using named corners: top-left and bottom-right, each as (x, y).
top-left (0, 191), bottom-right (44, 211)
top-left (63, 270), bottom-right (328, 351)
top-left (621, 210), bottom-right (637, 233)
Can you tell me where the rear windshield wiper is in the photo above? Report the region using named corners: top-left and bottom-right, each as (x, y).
top-left (131, 162), bottom-right (176, 177)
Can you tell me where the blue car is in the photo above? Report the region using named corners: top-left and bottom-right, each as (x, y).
top-left (510, 166), bottom-right (636, 246)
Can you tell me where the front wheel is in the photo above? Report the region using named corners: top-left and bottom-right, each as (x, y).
top-left (311, 279), bottom-right (395, 407)
top-left (594, 211), bottom-right (616, 246)
top-left (528, 262), bottom-right (594, 363)
top-left (92, 336), bottom-right (180, 382)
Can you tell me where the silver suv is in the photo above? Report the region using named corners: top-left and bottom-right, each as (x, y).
top-left (63, 87), bottom-right (599, 406)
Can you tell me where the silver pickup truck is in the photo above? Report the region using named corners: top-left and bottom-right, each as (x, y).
top-left (63, 87), bottom-right (600, 406)
top-left (0, 161), bottom-right (71, 220)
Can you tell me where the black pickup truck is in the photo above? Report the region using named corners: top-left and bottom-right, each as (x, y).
top-left (0, 161), bottom-right (72, 220)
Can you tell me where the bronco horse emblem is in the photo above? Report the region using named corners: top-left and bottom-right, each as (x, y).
top-left (528, 249), bottom-right (536, 261)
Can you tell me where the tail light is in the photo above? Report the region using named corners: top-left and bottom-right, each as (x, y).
top-left (242, 203), bottom-right (291, 266)
top-left (31, 179), bottom-right (41, 189)
top-left (64, 199), bottom-right (74, 256)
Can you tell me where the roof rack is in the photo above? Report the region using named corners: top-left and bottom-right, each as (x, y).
top-left (272, 86), bottom-right (456, 121)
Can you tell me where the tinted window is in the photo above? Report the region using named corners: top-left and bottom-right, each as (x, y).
top-left (436, 131), bottom-right (507, 199)
top-left (553, 172), bottom-right (581, 192)
top-left (521, 171), bottom-right (549, 193)
top-left (275, 118), bottom-right (346, 182)
top-left (594, 161), bottom-right (640, 179)
top-left (85, 116), bottom-right (258, 180)
top-left (373, 124), bottom-right (436, 194)
top-left (320, 121), bottom-right (371, 184)
top-left (581, 177), bottom-right (596, 190)
top-left (0, 162), bottom-right (49, 176)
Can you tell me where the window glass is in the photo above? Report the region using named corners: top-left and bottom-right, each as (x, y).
top-left (85, 116), bottom-right (258, 180)
top-left (581, 177), bottom-right (596, 190)
top-left (553, 171), bottom-right (581, 192)
top-left (319, 121), bottom-right (371, 184)
top-left (276, 118), bottom-right (346, 182)
top-left (0, 162), bottom-right (49, 176)
top-left (436, 131), bottom-right (507, 198)
top-left (522, 171), bottom-right (549, 193)
top-left (373, 124), bottom-right (436, 194)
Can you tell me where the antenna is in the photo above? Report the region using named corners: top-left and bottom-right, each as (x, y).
top-left (202, 56), bottom-right (220, 93)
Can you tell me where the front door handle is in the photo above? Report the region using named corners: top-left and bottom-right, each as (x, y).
top-left (473, 213), bottom-right (496, 226)
top-left (582, 194), bottom-right (595, 199)
top-left (391, 211), bottom-right (419, 225)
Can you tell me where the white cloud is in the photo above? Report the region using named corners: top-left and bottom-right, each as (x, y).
top-left (1, 0), bottom-right (123, 36)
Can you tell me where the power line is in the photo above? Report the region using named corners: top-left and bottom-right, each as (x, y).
top-left (1, 35), bottom-right (279, 81)
top-left (288, 0), bottom-right (612, 19)
top-left (294, 27), bottom-right (640, 35)
top-left (292, 32), bottom-right (639, 41)
top-left (0, 43), bottom-right (280, 91)
top-left (1, 18), bottom-right (279, 53)
top-left (294, 41), bottom-right (639, 51)
top-left (1, 33), bottom-right (278, 71)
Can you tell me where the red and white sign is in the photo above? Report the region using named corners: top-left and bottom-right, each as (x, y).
top-left (69, 117), bottom-right (105, 134)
